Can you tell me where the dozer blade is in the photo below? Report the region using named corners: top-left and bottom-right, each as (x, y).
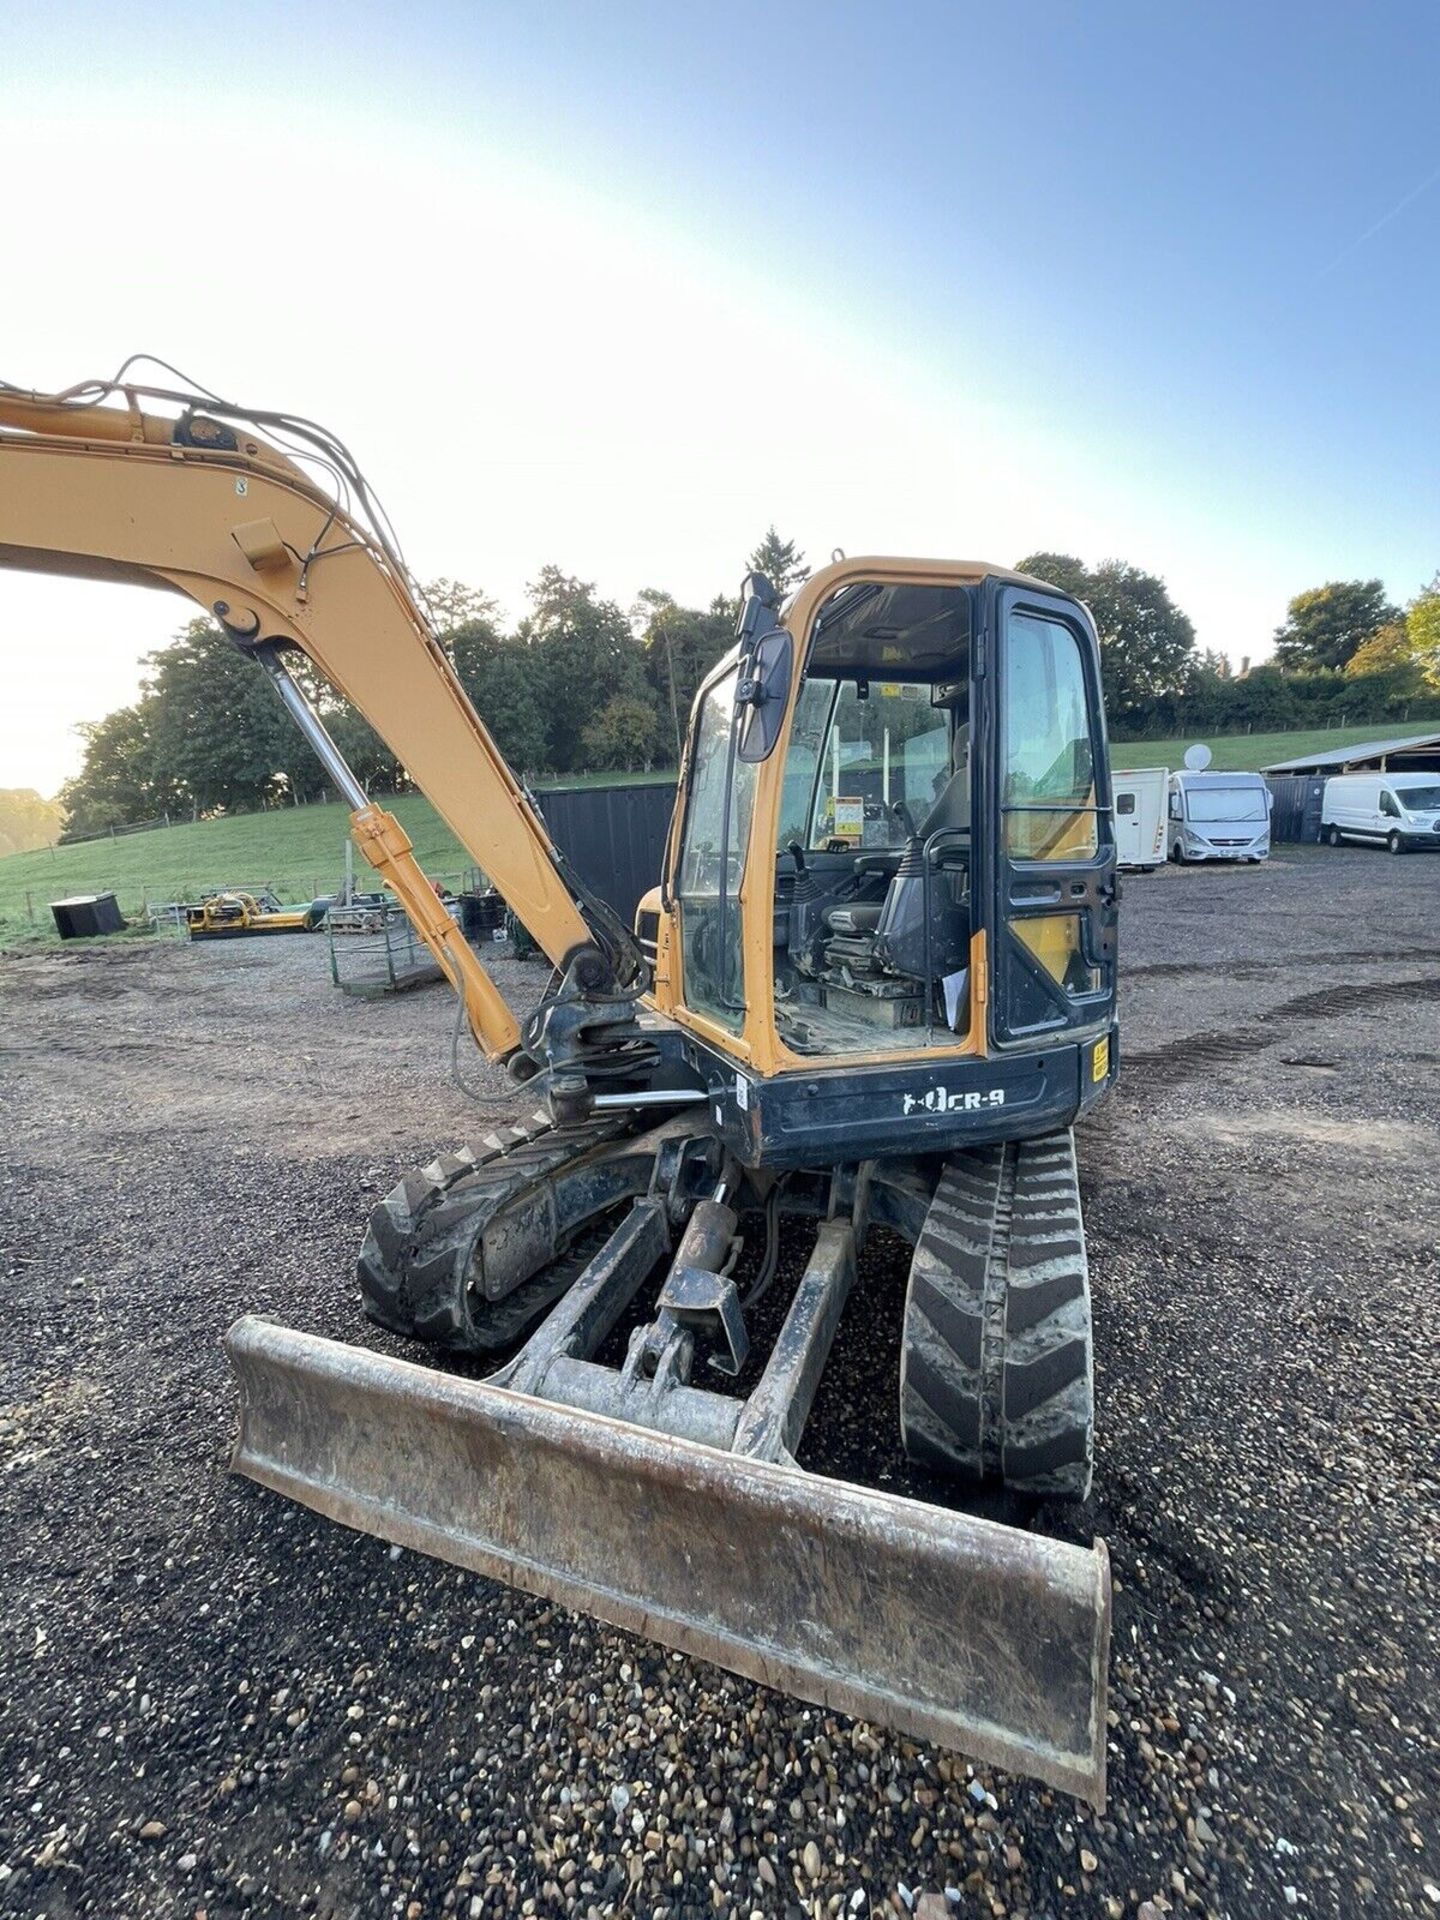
top-left (226, 1316), bottom-right (1111, 1804)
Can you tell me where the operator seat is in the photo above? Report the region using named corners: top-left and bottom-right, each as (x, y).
top-left (824, 758), bottom-right (971, 945)
top-left (827, 900), bottom-right (885, 936)
top-left (917, 759), bottom-right (971, 843)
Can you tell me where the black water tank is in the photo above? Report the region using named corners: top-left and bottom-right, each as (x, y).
top-left (51, 893), bottom-right (125, 939)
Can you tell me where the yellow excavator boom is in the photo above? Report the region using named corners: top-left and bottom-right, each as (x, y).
top-left (0, 377), bottom-right (607, 1063)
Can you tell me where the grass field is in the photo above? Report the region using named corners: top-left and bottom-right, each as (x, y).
top-left (0, 773), bottom-right (676, 952)
top-left (0, 719), bottom-right (1430, 950)
top-left (1108, 718), bottom-right (1426, 773)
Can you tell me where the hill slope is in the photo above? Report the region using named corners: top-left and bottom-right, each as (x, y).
top-left (1, 721), bottom-right (1426, 948)
top-left (1109, 719), bottom-right (1424, 773)
top-left (0, 775), bottom-right (673, 951)
top-left (0, 794), bottom-right (467, 949)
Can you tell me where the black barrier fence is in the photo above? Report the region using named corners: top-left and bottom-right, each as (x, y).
top-left (534, 782), bottom-right (676, 929)
top-left (1266, 775), bottom-right (1326, 844)
top-left (539, 774), bottom-right (1337, 916)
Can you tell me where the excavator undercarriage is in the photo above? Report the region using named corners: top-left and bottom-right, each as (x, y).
top-left (232, 1119), bottom-right (1109, 1800)
top-left (2, 368), bottom-right (1119, 1806)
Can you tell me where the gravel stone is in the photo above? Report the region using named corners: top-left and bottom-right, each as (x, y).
top-left (1, 851), bottom-right (1437, 1918)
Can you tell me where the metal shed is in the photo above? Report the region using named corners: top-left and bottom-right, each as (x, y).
top-left (535, 781), bottom-right (675, 928)
top-left (1263, 731), bottom-right (1440, 777)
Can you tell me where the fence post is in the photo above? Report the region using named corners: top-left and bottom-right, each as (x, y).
top-left (25, 891), bottom-right (34, 923)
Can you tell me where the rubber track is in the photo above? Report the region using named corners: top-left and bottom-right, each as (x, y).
top-left (899, 1131), bottom-right (1093, 1500)
top-left (356, 1110), bottom-right (626, 1352)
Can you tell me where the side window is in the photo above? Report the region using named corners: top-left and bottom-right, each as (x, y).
top-left (1116, 792), bottom-right (1136, 816)
top-left (1380, 790), bottom-right (1400, 818)
top-left (1002, 613), bottom-right (1098, 860)
top-left (677, 669), bottom-right (755, 1031)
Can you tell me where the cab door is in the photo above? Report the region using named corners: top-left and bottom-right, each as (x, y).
top-left (985, 585), bottom-right (1116, 1043)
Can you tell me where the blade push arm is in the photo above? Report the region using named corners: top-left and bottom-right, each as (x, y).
top-left (0, 379), bottom-right (616, 1066)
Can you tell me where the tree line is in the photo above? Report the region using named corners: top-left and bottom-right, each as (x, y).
top-left (0, 788), bottom-right (64, 857)
top-left (1018, 556), bottom-right (1440, 739)
top-left (57, 531), bottom-right (807, 838)
top-left (52, 531), bottom-right (1440, 839)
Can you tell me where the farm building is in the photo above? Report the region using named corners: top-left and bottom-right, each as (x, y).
top-left (1263, 730), bottom-right (1440, 777)
top-left (1263, 731), bottom-right (1440, 842)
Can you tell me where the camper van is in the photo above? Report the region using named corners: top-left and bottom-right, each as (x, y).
top-left (1111, 766), bottom-right (1168, 869)
top-left (1167, 766), bottom-right (1272, 862)
top-left (1321, 771), bottom-right (1440, 853)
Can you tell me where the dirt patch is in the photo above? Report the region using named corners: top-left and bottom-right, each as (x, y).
top-left (1182, 1107), bottom-right (1425, 1152)
top-left (1, 852), bottom-right (1438, 1919)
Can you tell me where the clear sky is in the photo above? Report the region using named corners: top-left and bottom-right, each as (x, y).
top-left (2, 0), bottom-right (1437, 794)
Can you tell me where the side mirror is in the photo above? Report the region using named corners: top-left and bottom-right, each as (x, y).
top-left (736, 629), bottom-right (793, 763)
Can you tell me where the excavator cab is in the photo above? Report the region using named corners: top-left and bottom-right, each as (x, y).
top-left (0, 376), bottom-right (1118, 1805)
top-left (653, 561), bottom-right (1118, 1166)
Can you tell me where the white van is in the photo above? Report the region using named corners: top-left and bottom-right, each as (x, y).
top-left (1111, 767), bottom-right (1167, 869)
top-left (1321, 771), bottom-right (1440, 854)
top-left (1167, 769), bottom-right (1272, 862)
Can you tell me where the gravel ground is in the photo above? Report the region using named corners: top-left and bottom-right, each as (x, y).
top-left (1, 845), bottom-right (1437, 1920)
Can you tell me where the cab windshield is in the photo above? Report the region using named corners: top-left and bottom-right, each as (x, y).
top-left (777, 677), bottom-right (949, 852)
top-left (1396, 785), bottom-right (1440, 811)
top-left (1187, 784), bottom-right (1267, 822)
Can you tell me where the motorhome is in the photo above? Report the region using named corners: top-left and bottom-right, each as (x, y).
top-left (1111, 766), bottom-right (1168, 870)
top-left (1321, 771), bottom-right (1440, 853)
top-left (1167, 766), bottom-right (1272, 862)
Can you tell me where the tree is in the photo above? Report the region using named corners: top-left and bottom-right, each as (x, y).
top-left (415, 582), bottom-right (547, 773)
top-left (57, 704), bottom-right (180, 837)
top-left (423, 577), bottom-right (497, 633)
top-left (1229, 663), bottom-right (1299, 729)
top-left (635, 589), bottom-right (731, 759)
top-left (1344, 619), bottom-right (1425, 695)
top-left (522, 567), bottom-right (651, 772)
top-left (451, 624), bottom-right (550, 771)
top-left (747, 527), bottom-right (808, 598)
top-left (1017, 553), bottom-right (1197, 721)
top-left (1017, 552), bottom-right (1089, 601)
top-left (0, 789), bottom-right (63, 857)
top-left (326, 706), bottom-right (409, 793)
top-left (1405, 576), bottom-right (1440, 693)
top-left (145, 618), bottom-right (303, 812)
top-left (581, 691), bottom-right (662, 770)
top-left (1272, 579), bottom-right (1398, 672)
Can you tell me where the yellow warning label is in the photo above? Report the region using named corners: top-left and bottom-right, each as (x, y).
top-left (1092, 1035), bottom-right (1110, 1083)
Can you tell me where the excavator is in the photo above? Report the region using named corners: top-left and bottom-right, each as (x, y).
top-left (0, 368), bottom-right (1119, 1804)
